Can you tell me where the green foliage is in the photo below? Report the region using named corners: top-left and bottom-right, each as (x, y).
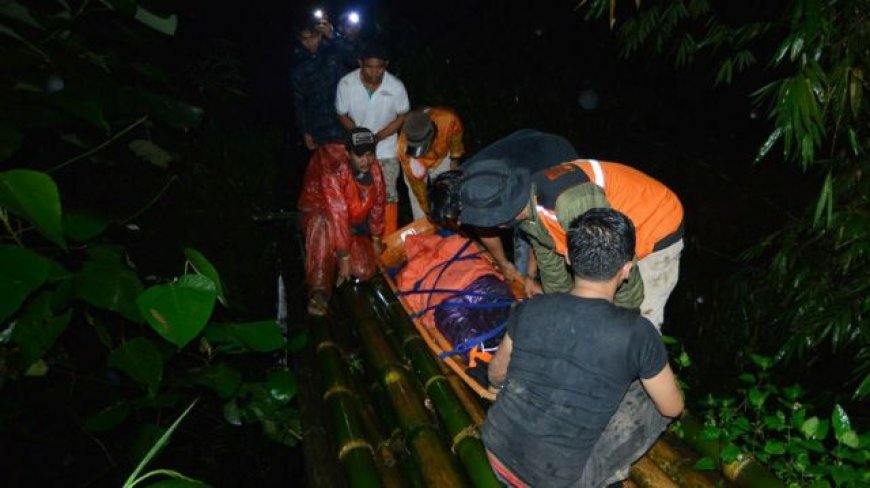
top-left (690, 355), bottom-right (870, 486)
top-left (0, 169), bottom-right (66, 248)
top-left (0, 244), bottom-right (49, 323)
top-left (137, 274), bottom-right (218, 348)
top-left (583, 0), bottom-right (870, 400)
top-left (0, 1), bottom-right (297, 483)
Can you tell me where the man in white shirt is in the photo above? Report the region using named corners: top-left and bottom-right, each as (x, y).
top-left (335, 42), bottom-right (409, 235)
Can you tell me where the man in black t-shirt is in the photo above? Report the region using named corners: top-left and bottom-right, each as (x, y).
top-left (482, 208), bottom-right (683, 487)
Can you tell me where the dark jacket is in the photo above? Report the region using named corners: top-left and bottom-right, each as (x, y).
top-left (290, 43), bottom-right (345, 144)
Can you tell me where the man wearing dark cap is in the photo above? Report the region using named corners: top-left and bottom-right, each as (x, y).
top-left (431, 130), bottom-right (684, 329)
top-left (335, 42), bottom-right (409, 236)
top-left (398, 107), bottom-right (464, 220)
top-left (430, 129), bottom-right (579, 296)
top-left (298, 128), bottom-right (386, 315)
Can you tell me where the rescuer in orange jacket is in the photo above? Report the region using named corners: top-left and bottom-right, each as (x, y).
top-left (397, 106), bottom-right (464, 220)
top-left (298, 127), bottom-right (386, 315)
top-left (431, 132), bottom-right (684, 329)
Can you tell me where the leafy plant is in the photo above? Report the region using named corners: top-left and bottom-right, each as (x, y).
top-left (581, 0), bottom-right (869, 399)
top-left (0, 1), bottom-right (301, 484)
top-left (690, 354), bottom-right (869, 487)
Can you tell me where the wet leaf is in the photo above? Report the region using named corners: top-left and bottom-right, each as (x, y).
top-left (0, 169), bottom-right (66, 249)
top-left (184, 248), bottom-right (225, 306)
top-left (266, 370), bottom-right (297, 402)
top-left (763, 440), bottom-right (786, 455)
top-left (108, 337), bottom-right (163, 394)
top-left (831, 403), bottom-right (852, 440)
top-left (73, 251), bottom-right (144, 322)
top-left (0, 245), bottom-right (50, 324)
top-left (137, 275), bottom-right (217, 348)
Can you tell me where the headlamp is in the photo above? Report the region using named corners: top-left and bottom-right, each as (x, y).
top-left (312, 8), bottom-right (324, 20)
top-left (348, 12), bottom-right (360, 24)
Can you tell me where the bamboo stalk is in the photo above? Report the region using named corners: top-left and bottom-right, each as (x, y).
top-left (309, 316), bottom-right (382, 487)
top-left (679, 412), bottom-right (786, 488)
top-left (646, 440), bottom-right (717, 488)
top-left (630, 456), bottom-right (681, 488)
top-left (295, 316), bottom-right (346, 488)
top-left (338, 284), bottom-right (470, 487)
top-left (365, 279), bottom-right (502, 487)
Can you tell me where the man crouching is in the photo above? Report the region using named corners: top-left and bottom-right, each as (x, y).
top-left (483, 208), bottom-right (683, 487)
top-left (298, 127), bottom-right (386, 315)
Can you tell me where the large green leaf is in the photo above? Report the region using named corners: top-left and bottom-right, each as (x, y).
top-left (0, 170), bottom-right (66, 249)
top-left (12, 291), bottom-right (72, 366)
top-left (184, 248), bottom-right (226, 306)
top-left (203, 320), bottom-right (284, 353)
top-left (108, 337), bottom-right (163, 394)
top-left (73, 248), bottom-right (144, 322)
top-left (188, 363), bottom-right (241, 399)
top-left (136, 274), bottom-right (217, 348)
top-left (265, 370), bottom-right (297, 402)
top-left (0, 124), bottom-right (22, 161)
top-left (0, 245), bottom-right (49, 324)
top-left (63, 209), bottom-right (111, 242)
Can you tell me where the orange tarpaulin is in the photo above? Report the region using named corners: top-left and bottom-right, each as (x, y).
top-left (396, 234), bottom-right (504, 329)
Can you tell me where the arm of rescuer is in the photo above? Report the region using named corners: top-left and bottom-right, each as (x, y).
top-left (478, 234), bottom-right (543, 296)
top-left (369, 162), bottom-right (387, 255)
top-left (640, 362), bottom-right (684, 418)
top-left (320, 157), bottom-right (352, 283)
top-left (375, 113), bottom-right (406, 143)
top-left (487, 332), bottom-right (513, 395)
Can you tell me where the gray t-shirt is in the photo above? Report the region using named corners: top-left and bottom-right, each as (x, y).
top-left (482, 293), bottom-right (667, 486)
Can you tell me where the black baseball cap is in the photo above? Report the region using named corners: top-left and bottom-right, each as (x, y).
top-left (347, 127), bottom-right (376, 155)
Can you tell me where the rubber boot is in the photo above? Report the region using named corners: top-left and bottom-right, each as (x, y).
top-left (384, 202), bottom-right (398, 237)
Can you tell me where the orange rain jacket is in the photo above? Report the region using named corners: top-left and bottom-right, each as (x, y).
top-left (298, 143), bottom-right (386, 256)
top-left (397, 107), bottom-right (464, 212)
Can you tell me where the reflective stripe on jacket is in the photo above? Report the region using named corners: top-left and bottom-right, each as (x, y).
top-left (534, 160), bottom-right (683, 259)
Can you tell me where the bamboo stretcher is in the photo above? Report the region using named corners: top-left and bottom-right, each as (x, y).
top-left (377, 219), bottom-right (525, 401)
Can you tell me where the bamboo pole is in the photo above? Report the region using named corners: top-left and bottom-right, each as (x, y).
top-left (338, 284), bottom-right (471, 487)
top-left (309, 315), bottom-right (382, 488)
top-left (679, 412), bottom-right (786, 487)
top-left (295, 316), bottom-right (346, 488)
top-left (366, 278), bottom-right (502, 487)
top-left (646, 440), bottom-right (717, 488)
top-left (630, 456), bottom-right (681, 488)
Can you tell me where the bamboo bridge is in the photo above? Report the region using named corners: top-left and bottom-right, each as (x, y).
top-left (293, 277), bottom-right (786, 487)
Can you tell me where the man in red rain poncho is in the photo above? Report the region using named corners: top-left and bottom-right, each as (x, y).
top-left (299, 127), bottom-right (386, 315)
